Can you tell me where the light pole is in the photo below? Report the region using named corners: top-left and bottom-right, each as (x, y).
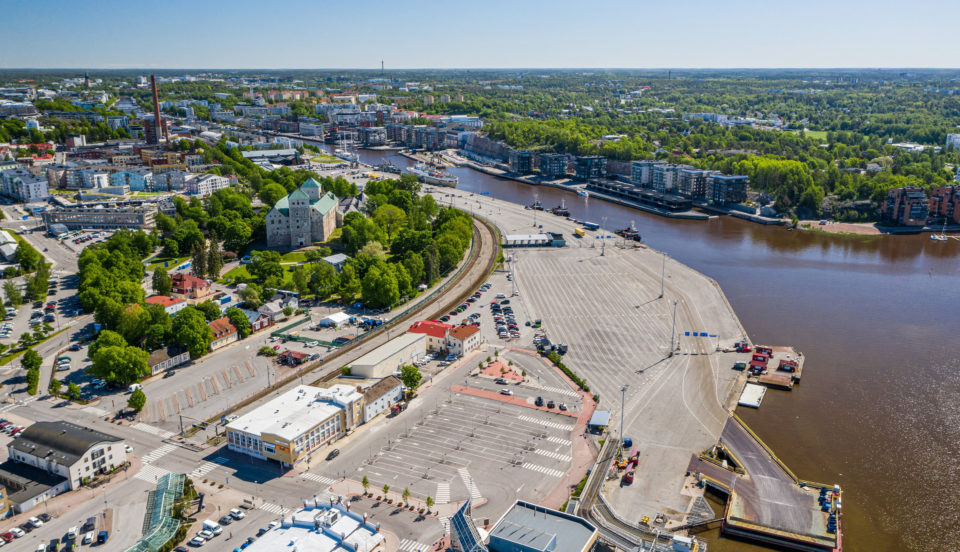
top-left (670, 300), bottom-right (678, 355)
top-left (619, 385), bottom-right (628, 452)
top-left (659, 252), bottom-right (666, 299)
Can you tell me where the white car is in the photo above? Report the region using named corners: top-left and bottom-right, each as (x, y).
top-left (27, 516), bottom-right (42, 527)
top-left (189, 536), bottom-right (205, 547)
top-left (198, 530), bottom-right (215, 540)
top-left (9, 527), bottom-right (24, 537)
top-left (83, 531), bottom-right (94, 544)
top-left (125, 444), bottom-right (134, 453)
top-left (229, 508), bottom-right (245, 520)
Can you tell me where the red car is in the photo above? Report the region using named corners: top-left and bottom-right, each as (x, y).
top-left (1, 533), bottom-right (14, 542)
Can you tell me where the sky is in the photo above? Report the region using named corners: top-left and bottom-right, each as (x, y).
top-left (1, 0), bottom-right (959, 69)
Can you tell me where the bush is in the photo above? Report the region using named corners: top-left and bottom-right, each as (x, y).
top-left (545, 352), bottom-right (589, 392)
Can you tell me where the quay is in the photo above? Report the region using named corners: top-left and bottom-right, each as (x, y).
top-left (689, 416), bottom-right (842, 551)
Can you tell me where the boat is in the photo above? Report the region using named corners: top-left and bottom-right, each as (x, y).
top-left (582, 221), bottom-right (600, 230)
top-left (577, 189), bottom-right (589, 198)
top-left (616, 221), bottom-right (643, 241)
top-left (405, 162), bottom-right (458, 187)
top-left (529, 199), bottom-right (544, 210)
top-left (552, 198), bottom-right (570, 216)
top-left (376, 161), bottom-right (402, 174)
top-left (931, 221), bottom-right (948, 241)
top-left (334, 148), bottom-right (358, 162)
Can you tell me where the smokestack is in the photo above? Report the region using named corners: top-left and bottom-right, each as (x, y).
top-left (150, 75), bottom-right (166, 144)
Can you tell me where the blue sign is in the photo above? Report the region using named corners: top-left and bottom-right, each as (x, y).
top-left (684, 332), bottom-right (690, 336)
top-left (709, 334), bottom-right (717, 338)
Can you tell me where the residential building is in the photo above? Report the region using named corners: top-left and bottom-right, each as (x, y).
top-left (509, 150), bottom-right (534, 174)
top-left (882, 187), bottom-right (930, 226)
top-left (40, 205), bottom-right (156, 230)
top-left (574, 156), bottom-right (607, 180)
top-left (186, 173), bottom-right (230, 197)
top-left (265, 178), bottom-right (339, 248)
top-left (349, 333), bottom-right (426, 378)
top-left (677, 168), bottom-right (712, 199)
top-left (707, 174), bottom-right (749, 206)
top-left (321, 253), bottom-right (350, 273)
top-left (110, 168), bottom-right (154, 191)
top-left (7, 421), bottom-right (126, 490)
top-left (226, 384), bottom-right (363, 466)
top-left (447, 325), bottom-right (481, 357)
top-left (209, 316), bottom-right (238, 351)
top-left (258, 300), bottom-right (286, 323)
top-left (929, 186), bottom-right (960, 224)
top-left (0, 167), bottom-right (49, 202)
top-left (651, 163), bottom-right (685, 193)
top-left (152, 169), bottom-right (190, 191)
top-left (407, 320), bottom-right (453, 352)
top-left (539, 153), bottom-right (567, 178)
top-left (362, 375), bottom-right (403, 423)
top-left (148, 345), bottom-right (190, 374)
top-left (145, 295), bottom-right (187, 316)
top-left (360, 127), bottom-right (387, 146)
top-left (64, 168), bottom-right (110, 189)
top-left (171, 273), bottom-right (211, 300)
top-left (946, 133), bottom-right (960, 151)
top-left (240, 308), bottom-right (273, 333)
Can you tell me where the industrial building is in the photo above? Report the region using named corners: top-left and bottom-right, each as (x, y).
top-left (226, 384), bottom-right (363, 466)
top-left (348, 333), bottom-right (426, 378)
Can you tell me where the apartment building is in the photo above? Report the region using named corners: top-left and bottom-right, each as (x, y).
top-left (110, 168), bottom-right (154, 191)
top-left (539, 153), bottom-right (568, 178)
top-left (652, 164), bottom-right (684, 193)
top-left (881, 187), bottom-right (929, 226)
top-left (41, 205), bottom-right (156, 230)
top-left (509, 150), bottom-right (534, 174)
top-left (0, 167), bottom-right (50, 202)
top-left (677, 168), bottom-right (712, 199)
top-left (185, 173), bottom-right (230, 197)
top-left (706, 174), bottom-right (749, 206)
top-left (574, 156), bottom-right (607, 180)
top-left (929, 185), bottom-right (960, 224)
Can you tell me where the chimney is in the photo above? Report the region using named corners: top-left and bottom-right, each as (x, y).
top-left (150, 75), bottom-right (167, 143)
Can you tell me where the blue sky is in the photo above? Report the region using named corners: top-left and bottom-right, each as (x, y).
top-left (1, 0), bottom-right (958, 69)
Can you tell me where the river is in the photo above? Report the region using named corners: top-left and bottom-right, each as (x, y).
top-left (318, 143), bottom-right (960, 552)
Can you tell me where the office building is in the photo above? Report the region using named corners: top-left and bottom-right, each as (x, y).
top-left (881, 187), bottom-right (929, 226)
top-left (360, 127), bottom-right (387, 146)
top-left (706, 174), bottom-right (749, 206)
top-left (349, 333), bottom-right (426, 378)
top-left (41, 205), bottom-right (156, 230)
top-left (450, 499), bottom-right (599, 552)
top-left (574, 156), bottom-right (607, 180)
top-left (539, 154), bottom-right (568, 178)
top-left (0, 167), bottom-right (49, 202)
top-left (265, 178), bottom-right (339, 248)
top-left (7, 421), bottom-right (126, 491)
top-left (226, 384), bottom-right (363, 466)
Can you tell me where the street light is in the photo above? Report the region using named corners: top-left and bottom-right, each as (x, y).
top-left (619, 385), bottom-right (628, 453)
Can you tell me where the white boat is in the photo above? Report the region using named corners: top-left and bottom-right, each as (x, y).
top-left (406, 162), bottom-right (458, 187)
top-left (334, 148), bottom-right (358, 162)
top-left (931, 221), bottom-right (948, 241)
top-left (577, 189), bottom-right (589, 198)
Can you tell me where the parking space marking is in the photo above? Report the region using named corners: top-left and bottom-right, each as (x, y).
top-left (232, 365), bottom-right (245, 383)
top-left (220, 370), bottom-right (231, 389)
top-left (436, 482), bottom-right (450, 504)
top-left (523, 463), bottom-right (565, 478)
top-left (259, 502), bottom-right (287, 515)
top-left (141, 444), bottom-right (177, 463)
top-left (546, 436), bottom-right (571, 446)
top-left (517, 415), bottom-right (574, 431)
top-left (83, 406), bottom-right (107, 416)
top-left (132, 423), bottom-right (175, 439)
top-left (400, 539), bottom-right (429, 552)
top-left (245, 360), bottom-right (256, 378)
top-left (300, 473), bottom-right (336, 487)
top-left (457, 468), bottom-right (482, 501)
top-left (190, 462), bottom-right (218, 478)
top-left (135, 464), bottom-right (172, 482)
top-left (534, 449), bottom-right (572, 462)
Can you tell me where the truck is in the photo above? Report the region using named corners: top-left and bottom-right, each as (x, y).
top-left (390, 403), bottom-right (407, 415)
top-left (574, 228), bottom-right (585, 238)
top-left (582, 221), bottom-right (600, 230)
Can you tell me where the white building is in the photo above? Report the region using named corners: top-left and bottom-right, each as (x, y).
top-left (185, 173), bottom-right (230, 197)
top-left (446, 324), bottom-right (481, 357)
top-left (7, 421), bottom-right (126, 490)
top-left (245, 501), bottom-right (384, 552)
top-left (362, 375), bottom-right (403, 423)
top-left (947, 133), bottom-right (960, 151)
top-left (0, 167), bottom-right (50, 202)
top-left (349, 333), bottom-right (426, 379)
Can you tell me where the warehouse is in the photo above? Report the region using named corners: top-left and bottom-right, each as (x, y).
top-left (348, 333), bottom-right (426, 378)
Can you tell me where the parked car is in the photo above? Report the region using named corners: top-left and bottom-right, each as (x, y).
top-left (326, 448), bottom-right (340, 460)
top-left (229, 508), bottom-right (245, 520)
top-left (535, 396), bottom-right (544, 406)
top-left (189, 536), bottom-right (205, 547)
top-left (547, 400), bottom-right (556, 409)
top-left (499, 389), bottom-right (513, 396)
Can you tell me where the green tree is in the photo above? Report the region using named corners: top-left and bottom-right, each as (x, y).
top-left (258, 346), bottom-right (278, 356)
top-left (226, 307), bottom-right (252, 339)
top-left (13, 242), bottom-right (41, 272)
top-left (223, 219), bottom-right (252, 253)
top-left (373, 205), bottom-right (407, 241)
top-left (238, 284), bottom-right (262, 309)
top-left (48, 378), bottom-right (62, 396)
top-left (258, 183), bottom-right (287, 208)
top-left (171, 306), bottom-right (213, 358)
top-left (362, 265), bottom-right (399, 308)
top-left (291, 264), bottom-right (310, 296)
top-left (362, 475), bottom-right (370, 494)
top-left (191, 241), bottom-right (207, 279)
top-left (309, 262), bottom-right (338, 301)
top-left (67, 381), bottom-right (81, 400)
top-left (247, 250), bottom-right (283, 285)
top-left (382, 484), bottom-right (390, 497)
top-left (195, 300), bottom-right (222, 321)
top-left (128, 387), bottom-right (147, 412)
top-left (89, 330), bottom-right (126, 358)
top-left (21, 348), bottom-right (42, 372)
top-left (338, 264), bottom-right (361, 304)
top-left (3, 281), bottom-right (21, 306)
top-left (91, 345), bottom-right (150, 385)
top-left (152, 266), bottom-right (172, 296)
top-left (402, 487), bottom-right (411, 506)
top-left (426, 496), bottom-right (434, 511)
top-left (161, 239), bottom-right (179, 258)
top-left (26, 367), bottom-right (40, 395)
top-left (206, 235), bottom-right (224, 280)
top-left (399, 364), bottom-right (423, 390)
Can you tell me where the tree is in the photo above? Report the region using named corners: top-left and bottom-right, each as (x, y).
top-left (161, 239), bottom-right (179, 258)
top-left (90, 345), bottom-right (150, 385)
top-left (358, 241), bottom-right (387, 261)
top-left (373, 205), bottom-right (407, 241)
top-left (191, 241), bottom-right (207, 279)
top-left (338, 265), bottom-right (361, 304)
top-left (195, 300), bottom-right (222, 322)
top-left (67, 381), bottom-right (81, 400)
top-left (362, 475), bottom-right (370, 494)
top-left (206, 240), bottom-right (224, 280)
top-left (258, 183), bottom-right (287, 208)
top-left (226, 307), bottom-right (252, 339)
top-left (426, 496), bottom-right (434, 511)
top-left (171, 306), bottom-right (213, 358)
top-left (89, 330), bottom-right (127, 358)
top-left (238, 284), bottom-right (262, 309)
top-left (152, 267), bottom-right (172, 296)
top-left (14, 242), bottom-right (41, 272)
top-left (247, 250), bottom-right (283, 285)
top-left (128, 388), bottom-right (147, 413)
top-left (21, 348), bottom-right (42, 372)
top-left (223, 219), bottom-right (252, 253)
top-left (48, 378), bottom-right (62, 396)
top-left (291, 264), bottom-right (310, 296)
top-left (258, 346), bottom-right (278, 356)
top-left (309, 262), bottom-right (338, 301)
top-left (3, 281), bottom-right (21, 306)
top-left (402, 487), bottom-right (411, 506)
top-left (382, 484), bottom-right (390, 497)
top-left (25, 367), bottom-right (39, 395)
top-left (399, 364), bottom-right (423, 390)
top-left (362, 265), bottom-right (399, 308)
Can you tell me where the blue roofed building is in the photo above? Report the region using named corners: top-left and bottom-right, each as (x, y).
top-left (265, 177), bottom-right (340, 248)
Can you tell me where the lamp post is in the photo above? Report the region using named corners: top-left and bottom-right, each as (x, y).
top-left (619, 385), bottom-right (628, 452)
top-left (670, 300), bottom-right (678, 355)
top-left (659, 252), bottom-right (666, 299)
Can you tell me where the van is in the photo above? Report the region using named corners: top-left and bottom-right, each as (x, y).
top-left (202, 520), bottom-right (222, 536)
top-left (128, 383), bottom-right (142, 393)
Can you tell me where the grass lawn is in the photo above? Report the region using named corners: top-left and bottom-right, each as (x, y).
top-left (789, 129), bottom-right (829, 141)
top-left (146, 256), bottom-right (189, 271)
top-left (220, 265), bottom-right (295, 288)
top-left (306, 152), bottom-right (340, 164)
top-left (0, 327), bottom-right (70, 366)
top-left (280, 251), bottom-right (308, 263)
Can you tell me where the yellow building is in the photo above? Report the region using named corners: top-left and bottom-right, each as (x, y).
top-left (226, 385), bottom-right (363, 467)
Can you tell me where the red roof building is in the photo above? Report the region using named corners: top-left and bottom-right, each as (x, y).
top-left (171, 273), bottom-right (211, 300)
top-left (447, 324), bottom-right (481, 357)
top-left (208, 316), bottom-right (238, 351)
top-left (407, 320), bottom-right (453, 352)
top-left (145, 295), bottom-right (186, 315)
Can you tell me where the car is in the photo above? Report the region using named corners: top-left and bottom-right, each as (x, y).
top-left (535, 396), bottom-right (544, 406)
top-left (257, 528), bottom-right (268, 537)
top-left (0, 533), bottom-right (13, 543)
top-left (67, 526), bottom-right (78, 539)
top-left (36, 544), bottom-right (45, 552)
top-left (9, 528), bottom-right (24, 538)
top-left (327, 448), bottom-right (340, 460)
top-left (19, 523), bottom-right (32, 533)
top-left (218, 515), bottom-right (233, 526)
top-left (175, 547), bottom-right (188, 552)
top-left (559, 403), bottom-right (568, 411)
top-left (246, 537), bottom-right (256, 544)
top-left (439, 315), bottom-right (450, 322)
top-left (499, 389), bottom-right (513, 396)
top-left (125, 444), bottom-right (134, 453)
top-left (189, 536), bottom-right (205, 547)
top-left (128, 383), bottom-right (141, 393)
top-left (38, 513), bottom-right (50, 523)
top-left (268, 521), bottom-right (280, 529)
top-left (69, 343), bottom-right (81, 352)
top-left (547, 400), bottom-right (556, 409)
top-left (229, 508), bottom-right (245, 520)
top-left (83, 532), bottom-right (95, 544)
top-left (28, 517), bottom-right (43, 528)
top-left (496, 294), bottom-right (506, 299)
top-left (494, 378), bottom-right (507, 384)
top-left (198, 529), bottom-right (215, 539)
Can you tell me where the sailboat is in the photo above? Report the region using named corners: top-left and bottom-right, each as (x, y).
top-left (931, 220), bottom-right (948, 241)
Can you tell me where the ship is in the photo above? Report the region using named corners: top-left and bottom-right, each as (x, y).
top-left (529, 199), bottom-right (544, 210)
top-left (405, 162), bottom-right (458, 187)
top-left (552, 198), bottom-right (570, 216)
top-left (375, 161), bottom-right (402, 174)
top-left (616, 221), bottom-right (642, 241)
top-left (334, 148), bottom-right (358, 163)
top-left (577, 189), bottom-right (589, 198)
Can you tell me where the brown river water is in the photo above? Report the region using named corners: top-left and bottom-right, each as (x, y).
top-left (339, 146), bottom-right (959, 552)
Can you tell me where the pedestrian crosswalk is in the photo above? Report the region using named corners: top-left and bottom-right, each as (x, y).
top-left (300, 473), bottom-right (336, 487)
top-left (132, 423), bottom-right (175, 439)
top-left (190, 462), bottom-right (218, 478)
top-left (399, 539), bottom-right (429, 552)
top-left (518, 415), bottom-right (574, 432)
top-left (141, 444), bottom-right (176, 464)
top-left (439, 516), bottom-right (450, 531)
top-left (436, 482), bottom-right (450, 504)
top-left (135, 463), bottom-right (171, 482)
top-left (83, 406), bottom-right (108, 416)
top-left (534, 449), bottom-right (572, 462)
top-left (539, 385), bottom-right (579, 398)
top-left (523, 463), bottom-right (565, 478)
top-left (547, 436), bottom-right (571, 446)
top-left (457, 468), bottom-right (482, 501)
top-left (259, 502), bottom-right (287, 515)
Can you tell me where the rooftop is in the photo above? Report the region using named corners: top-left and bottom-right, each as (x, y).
top-left (363, 375), bottom-right (402, 402)
top-left (227, 385), bottom-right (354, 441)
top-left (145, 295), bottom-right (184, 307)
top-left (351, 333), bottom-right (424, 368)
top-left (488, 501), bottom-right (597, 552)
top-left (408, 319), bottom-right (453, 340)
top-left (449, 324), bottom-right (480, 341)
top-left (246, 503), bottom-right (384, 552)
top-left (10, 421), bottom-right (123, 468)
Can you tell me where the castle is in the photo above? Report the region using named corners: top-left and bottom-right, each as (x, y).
top-left (265, 177), bottom-right (339, 248)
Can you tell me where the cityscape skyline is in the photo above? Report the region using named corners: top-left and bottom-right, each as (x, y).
top-left (2, 0), bottom-right (959, 69)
